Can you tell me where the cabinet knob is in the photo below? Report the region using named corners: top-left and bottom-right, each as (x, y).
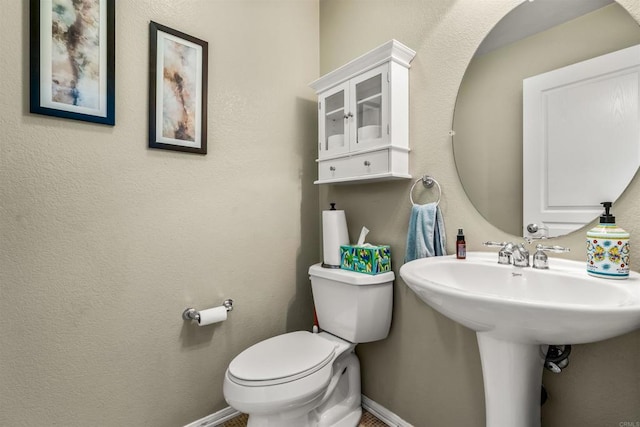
top-left (329, 166), bottom-right (336, 171)
top-left (364, 160), bottom-right (371, 166)
top-left (347, 112), bottom-right (353, 118)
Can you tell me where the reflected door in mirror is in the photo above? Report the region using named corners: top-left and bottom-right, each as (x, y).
top-left (523, 44), bottom-right (640, 238)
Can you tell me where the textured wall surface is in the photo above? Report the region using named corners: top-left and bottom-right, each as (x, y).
top-left (0, 1), bottom-right (319, 425)
top-left (320, 0), bottom-right (640, 426)
top-left (4, 0), bottom-right (640, 426)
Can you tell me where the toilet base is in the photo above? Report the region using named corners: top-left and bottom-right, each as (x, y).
top-left (246, 347), bottom-right (362, 427)
top-left (314, 352), bottom-right (361, 427)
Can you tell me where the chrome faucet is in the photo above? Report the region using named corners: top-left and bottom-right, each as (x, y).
top-left (483, 241), bottom-right (529, 267)
top-left (510, 243), bottom-right (530, 267)
top-left (484, 241), bottom-right (569, 269)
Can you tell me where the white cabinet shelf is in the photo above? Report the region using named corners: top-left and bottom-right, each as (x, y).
top-left (358, 94), bottom-right (381, 106)
top-left (309, 40), bottom-right (415, 184)
top-left (326, 107), bottom-right (345, 116)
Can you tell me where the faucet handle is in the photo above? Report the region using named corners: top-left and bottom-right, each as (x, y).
top-left (483, 241), bottom-right (512, 264)
top-left (536, 244), bottom-right (570, 253)
top-left (533, 244), bottom-right (570, 269)
top-left (483, 241), bottom-right (507, 248)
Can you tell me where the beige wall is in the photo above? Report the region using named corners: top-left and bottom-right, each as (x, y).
top-left (4, 0), bottom-right (640, 426)
top-left (0, 1), bottom-right (319, 426)
top-left (455, 3), bottom-right (640, 236)
top-left (320, 0), bottom-right (640, 426)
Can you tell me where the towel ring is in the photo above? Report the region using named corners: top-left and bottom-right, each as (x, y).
top-left (409, 175), bottom-right (441, 206)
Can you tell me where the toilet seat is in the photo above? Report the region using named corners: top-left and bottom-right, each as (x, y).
top-left (228, 331), bottom-right (336, 387)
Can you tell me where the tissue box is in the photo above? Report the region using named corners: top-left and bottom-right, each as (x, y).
top-left (340, 245), bottom-right (391, 275)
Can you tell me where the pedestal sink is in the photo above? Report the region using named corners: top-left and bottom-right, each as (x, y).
top-left (399, 252), bottom-right (640, 427)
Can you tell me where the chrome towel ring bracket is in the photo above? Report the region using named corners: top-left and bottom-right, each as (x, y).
top-left (409, 175), bottom-right (441, 206)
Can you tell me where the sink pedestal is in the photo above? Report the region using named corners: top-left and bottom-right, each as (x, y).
top-left (477, 333), bottom-right (546, 427)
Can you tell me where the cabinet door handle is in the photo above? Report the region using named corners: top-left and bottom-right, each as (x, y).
top-left (364, 160), bottom-right (371, 166)
top-left (347, 112), bottom-right (353, 118)
top-left (329, 166), bottom-right (336, 171)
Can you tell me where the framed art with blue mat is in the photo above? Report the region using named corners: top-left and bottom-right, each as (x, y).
top-left (29, 0), bottom-right (115, 125)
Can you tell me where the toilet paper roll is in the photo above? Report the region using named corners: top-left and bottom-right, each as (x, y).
top-left (197, 306), bottom-right (228, 326)
top-left (327, 134), bottom-right (344, 151)
top-left (322, 210), bottom-right (349, 267)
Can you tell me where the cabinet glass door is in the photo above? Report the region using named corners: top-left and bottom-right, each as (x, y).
top-left (319, 83), bottom-right (349, 158)
top-left (351, 64), bottom-right (388, 151)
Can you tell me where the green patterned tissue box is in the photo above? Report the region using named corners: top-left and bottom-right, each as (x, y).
top-left (340, 245), bottom-right (391, 275)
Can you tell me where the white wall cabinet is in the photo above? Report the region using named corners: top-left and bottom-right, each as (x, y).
top-left (310, 40), bottom-right (416, 184)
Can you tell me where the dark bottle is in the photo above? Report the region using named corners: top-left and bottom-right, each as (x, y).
top-left (456, 228), bottom-right (466, 259)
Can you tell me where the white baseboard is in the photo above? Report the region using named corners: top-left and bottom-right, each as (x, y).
top-left (183, 406), bottom-right (240, 427)
top-left (184, 395), bottom-right (411, 427)
top-left (361, 395), bottom-right (413, 427)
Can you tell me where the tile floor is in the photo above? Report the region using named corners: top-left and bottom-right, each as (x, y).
top-left (221, 410), bottom-right (389, 426)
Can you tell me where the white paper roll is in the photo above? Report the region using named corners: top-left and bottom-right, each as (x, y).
top-left (327, 134), bottom-right (344, 150)
top-left (197, 306), bottom-right (228, 326)
top-left (322, 209), bottom-right (349, 267)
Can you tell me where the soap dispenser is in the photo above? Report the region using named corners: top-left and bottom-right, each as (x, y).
top-left (586, 202), bottom-right (630, 279)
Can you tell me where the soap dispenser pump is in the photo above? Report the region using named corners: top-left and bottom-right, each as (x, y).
top-left (586, 202), bottom-right (630, 279)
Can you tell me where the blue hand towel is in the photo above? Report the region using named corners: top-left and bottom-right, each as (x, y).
top-left (405, 202), bottom-right (447, 262)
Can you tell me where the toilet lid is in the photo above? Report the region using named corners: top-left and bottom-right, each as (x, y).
top-left (228, 331), bottom-right (336, 386)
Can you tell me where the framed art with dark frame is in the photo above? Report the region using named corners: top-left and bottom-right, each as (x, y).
top-left (29, 0), bottom-right (115, 125)
top-left (149, 21), bottom-right (208, 155)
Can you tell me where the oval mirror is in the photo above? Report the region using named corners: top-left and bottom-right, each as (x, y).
top-left (453, 0), bottom-right (640, 238)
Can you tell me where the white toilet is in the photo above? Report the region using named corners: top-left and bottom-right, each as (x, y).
top-left (223, 263), bottom-right (394, 427)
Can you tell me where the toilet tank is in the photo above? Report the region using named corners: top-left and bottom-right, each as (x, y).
top-left (309, 263), bottom-right (394, 343)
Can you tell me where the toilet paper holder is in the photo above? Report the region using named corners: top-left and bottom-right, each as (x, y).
top-left (182, 299), bottom-right (234, 321)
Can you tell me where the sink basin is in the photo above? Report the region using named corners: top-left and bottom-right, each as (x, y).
top-left (400, 252), bottom-right (640, 427)
top-left (400, 251), bottom-right (640, 344)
